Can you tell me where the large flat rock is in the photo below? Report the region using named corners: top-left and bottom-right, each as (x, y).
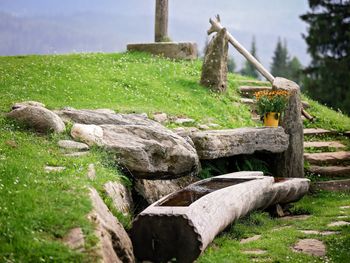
top-left (303, 128), bottom-right (332, 136)
top-left (127, 42), bottom-right (198, 60)
top-left (304, 151), bottom-right (350, 165)
top-left (190, 127), bottom-right (289, 159)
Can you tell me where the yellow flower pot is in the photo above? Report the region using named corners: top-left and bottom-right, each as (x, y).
top-left (263, 112), bottom-right (280, 127)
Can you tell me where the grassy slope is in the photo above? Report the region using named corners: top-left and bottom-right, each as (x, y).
top-left (0, 52), bottom-right (349, 262)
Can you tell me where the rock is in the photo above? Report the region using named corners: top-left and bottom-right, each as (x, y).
top-left (304, 151), bottom-right (350, 165)
top-left (71, 124), bottom-right (104, 146)
top-left (88, 188), bottom-right (135, 263)
top-left (134, 176), bottom-right (197, 204)
top-left (239, 98), bottom-right (255, 105)
top-left (293, 239), bottom-right (326, 257)
top-left (57, 109), bottom-right (161, 129)
top-left (127, 42), bottom-right (198, 60)
top-left (340, 206), bottom-right (350, 209)
top-left (153, 113), bottom-right (168, 123)
top-left (63, 152), bottom-right (89, 157)
top-left (300, 230), bottom-right (339, 236)
top-left (62, 227), bottom-right (85, 252)
top-left (207, 123), bottom-right (220, 128)
top-left (280, 215), bottom-right (311, 220)
top-left (200, 28), bottom-right (228, 92)
top-left (104, 181), bottom-right (133, 215)
top-left (198, 124), bottom-right (210, 130)
top-left (240, 235), bottom-right (261, 244)
top-left (87, 164), bottom-right (96, 180)
top-left (58, 140), bottom-right (89, 151)
top-left (304, 141), bottom-right (345, 149)
top-left (272, 77), bottom-right (304, 178)
top-left (44, 166), bottom-right (65, 173)
top-left (312, 179), bottom-right (350, 191)
top-left (190, 127), bottom-right (289, 159)
top-left (97, 125), bottom-right (200, 179)
top-left (327, 221), bottom-right (350, 227)
top-left (308, 166), bottom-right (350, 177)
top-left (337, 216), bottom-right (348, 219)
top-left (173, 118), bottom-right (195, 125)
top-left (303, 128), bottom-right (332, 136)
top-left (242, 250), bottom-right (267, 255)
top-left (7, 106), bottom-right (65, 133)
top-left (11, 101), bottom-right (45, 110)
top-left (173, 127), bottom-right (199, 137)
top-left (94, 109), bottom-right (116, 114)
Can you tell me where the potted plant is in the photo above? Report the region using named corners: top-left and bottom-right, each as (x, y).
top-left (254, 90), bottom-right (290, 127)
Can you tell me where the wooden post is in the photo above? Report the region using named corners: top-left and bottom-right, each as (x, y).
top-left (207, 15), bottom-right (275, 83)
top-left (155, 0), bottom-right (169, 42)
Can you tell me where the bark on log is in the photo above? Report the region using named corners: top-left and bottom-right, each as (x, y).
top-left (131, 172), bottom-right (309, 262)
top-left (272, 77), bottom-right (304, 178)
top-left (301, 108), bottom-right (314, 121)
top-left (155, 0), bottom-right (169, 42)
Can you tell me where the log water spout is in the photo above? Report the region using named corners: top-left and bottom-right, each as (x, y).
top-left (130, 172), bottom-right (310, 262)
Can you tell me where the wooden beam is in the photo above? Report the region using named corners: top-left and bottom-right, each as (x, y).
top-left (155, 0), bottom-right (169, 42)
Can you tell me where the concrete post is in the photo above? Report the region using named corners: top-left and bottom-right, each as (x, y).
top-left (155, 0), bottom-right (169, 42)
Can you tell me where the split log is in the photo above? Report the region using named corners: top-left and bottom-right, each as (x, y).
top-left (302, 108), bottom-right (314, 121)
top-left (130, 172), bottom-right (309, 262)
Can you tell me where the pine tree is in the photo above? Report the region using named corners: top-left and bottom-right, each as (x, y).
top-left (227, 56), bottom-right (236, 73)
top-left (288, 56), bottom-right (303, 85)
top-left (301, 0), bottom-right (350, 114)
top-left (270, 38), bottom-right (289, 77)
top-left (240, 37), bottom-right (259, 78)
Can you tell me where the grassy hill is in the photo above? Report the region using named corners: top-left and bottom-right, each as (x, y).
top-left (0, 52), bottom-right (349, 262)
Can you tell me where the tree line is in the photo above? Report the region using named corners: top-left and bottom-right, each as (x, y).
top-left (234, 0), bottom-right (350, 115)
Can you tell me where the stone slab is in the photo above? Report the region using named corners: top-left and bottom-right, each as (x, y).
top-left (240, 235), bottom-right (261, 244)
top-left (190, 127), bottom-right (289, 160)
top-left (293, 239), bottom-right (326, 257)
top-left (312, 179), bottom-right (350, 191)
top-left (304, 141), bottom-right (345, 149)
top-left (327, 221), bottom-right (350, 227)
top-left (304, 151), bottom-right (350, 165)
top-left (303, 128), bottom-right (332, 136)
top-left (127, 42), bottom-right (198, 60)
top-left (308, 166), bottom-right (350, 177)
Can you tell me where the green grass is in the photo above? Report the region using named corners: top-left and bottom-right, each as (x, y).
top-left (1, 52), bottom-right (350, 262)
top-left (198, 191), bottom-right (350, 263)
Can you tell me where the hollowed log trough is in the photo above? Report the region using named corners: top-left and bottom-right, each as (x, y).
top-left (131, 171), bottom-right (310, 263)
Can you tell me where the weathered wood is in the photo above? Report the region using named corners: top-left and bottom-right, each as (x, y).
top-left (302, 108), bottom-right (314, 121)
top-left (208, 15), bottom-right (275, 83)
top-left (200, 28), bottom-right (229, 92)
top-left (272, 77), bottom-right (304, 178)
top-left (304, 151), bottom-right (350, 165)
top-left (311, 179), bottom-right (350, 191)
top-left (155, 0), bottom-right (169, 42)
top-left (308, 166), bottom-right (350, 177)
top-left (130, 172), bottom-right (310, 262)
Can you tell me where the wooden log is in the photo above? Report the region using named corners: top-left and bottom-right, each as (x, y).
top-left (302, 108), bottom-right (314, 121)
top-left (155, 0), bottom-right (169, 42)
top-left (272, 78), bottom-right (304, 178)
top-left (130, 172), bottom-right (310, 262)
top-left (239, 86), bottom-right (272, 98)
top-left (308, 166), bottom-right (350, 177)
top-left (208, 15), bottom-right (275, 83)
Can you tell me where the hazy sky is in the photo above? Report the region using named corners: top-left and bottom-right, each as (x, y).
top-left (0, 0), bottom-right (310, 67)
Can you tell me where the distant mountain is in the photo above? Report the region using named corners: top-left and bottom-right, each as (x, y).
top-left (0, 4), bottom-right (309, 69)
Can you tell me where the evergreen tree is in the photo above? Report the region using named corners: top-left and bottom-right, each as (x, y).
top-left (288, 56), bottom-right (303, 85)
top-left (270, 38), bottom-right (289, 77)
top-left (301, 0), bottom-right (350, 114)
top-left (240, 37), bottom-right (259, 78)
top-left (227, 56), bottom-right (236, 73)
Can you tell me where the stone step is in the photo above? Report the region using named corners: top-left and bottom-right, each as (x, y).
top-left (308, 166), bottom-right (350, 177)
top-left (238, 86), bottom-right (272, 98)
top-left (311, 179), bottom-right (350, 191)
top-left (303, 128), bottom-right (333, 136)
top-left (304, 141), bottom-right (346, 149)
top-left (304, 151), bottom-right (350, 165)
